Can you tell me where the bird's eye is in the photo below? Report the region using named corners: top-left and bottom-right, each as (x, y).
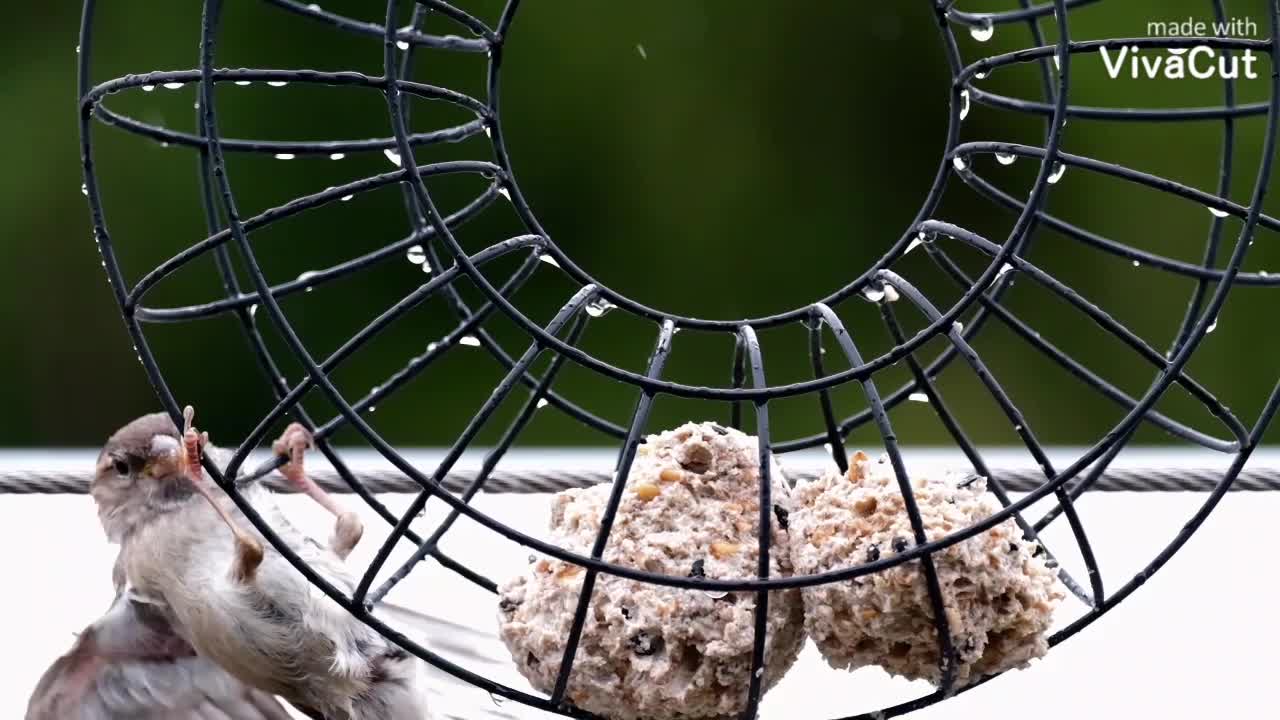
top-left (113, 459), bottom-right (130, 476)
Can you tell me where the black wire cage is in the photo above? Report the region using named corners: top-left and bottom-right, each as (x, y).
top-left (76, 0), bottom-right (1280, 718)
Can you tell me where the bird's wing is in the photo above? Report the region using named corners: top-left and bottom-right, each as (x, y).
top-left (372, 601), bottom-right (558, 720)
top-left (26, 590), bottom-right (295, 720)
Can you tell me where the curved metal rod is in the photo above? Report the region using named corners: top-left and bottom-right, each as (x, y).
top-left (918, 220), bottom-right (1249, 447)
top-left (128, 161), bottom-right (502, 311)
top-left (738, 325), bottom-right (775, 719)
top-left (265, 0), bottom-right (496, 48)
top-left (881, 270), bottom-right (1105, 606)
top-left (812, 303), bottom-right (958, 693)
top-left (356, 291), bottom-right (597, 606)
top-left (550, 319), bottom-right (675, 707)
top-left (920, 243), bottom-right (1239, 453)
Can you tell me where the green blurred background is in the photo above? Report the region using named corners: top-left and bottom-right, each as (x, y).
top-left (3, 0), bottom-right (1278, 453)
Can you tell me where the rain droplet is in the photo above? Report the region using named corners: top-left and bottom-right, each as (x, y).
top-left (863, 286), bottom-right (886, 303)
top-left (340, 194), bottom-right (354, 202)
top-left (970, 20), bottom-right (994, 42)
top-left (754, 667), bottom-right (765, 678)
top-left (80, 183), bottom-right (88, 196)
top-left (329, 152), bottom-right (345, 160)
top-left (406, 245), bottom-right (427, 264)
top-left (1261, 270), bottom-right (1271, 278)
top-left (909, 392), bottom-right (930, 403)
top-left (1132, 259), bottom-right (1141, 267)
top-left (297, 270), bottom-right (319, 292)
top-left (384, 148), bottom-right (402, 167)
top-left (1209, 206), bottom-right (1230, 218)
top-left (163, 82), bottom-right (183, 90)
top-left (996, 262), bottom-right (1014, 278)
top-left (368, 405), bottom-right (376, 413)
top-left (306, 2), bottom-right (321, 10)
top-left (959, 89), bottom-right (971, 120)
top-left (142, 84), bottom-right (155, 92)
top-left (234, 80), bottom-right (251, 86)
top-left (586, 298), bottom-right (616, 317)
top-left (953, 321), bottom-right (965, 332)
top-left (882, 284), bottom-right (900, 303)
top-left (421, 259), bottom-right (433, 274)
top-left (1206, 317), bottom-right (1219, 333)
top-left (396, 40), bottom-right (410, 51)
top-left (637, 43), bottom-right (648, 60)
top-left (906, 232), bottom-right (928, 254)
top-left (274, 153), bottom-right (295, 160)
top-left (267, 80), bottom-right (288, 87)
top-left (996, 152), bottom-right (1016, 166)
top-left (497, 186), bottom-right (512, 202)
top-left (427, 341), bottom-right (439, 352)
top-left (460, 335), bottom-right (482, 347)
top-left (1047, 163), bottom-right (1066, 184)
top-left (703, 590), bottom-right (729, 600)
top-left (952, 155), bottom-right (968, 172)
top-left (539, 254), bottom-right (561, 268)
top-left (248, 304), bottom-right (258, 319)
top-left (536, 398), bottom-right (549, 409)
top-left (975, 70), bottom-right (989, 80)
top-left (483, 125), bottom-right (492, 139)
top-left (75, 44), bottom-right (81, 54)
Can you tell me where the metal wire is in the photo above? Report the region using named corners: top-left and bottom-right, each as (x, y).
top-left (75, 0), bottom-right (1280, 717)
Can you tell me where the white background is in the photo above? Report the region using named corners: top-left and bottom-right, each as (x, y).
top-left (2, 448), bottom-right (1276, 719)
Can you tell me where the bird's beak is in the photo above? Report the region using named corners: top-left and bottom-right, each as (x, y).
top-left (143, 435), bottom-right (183, 479)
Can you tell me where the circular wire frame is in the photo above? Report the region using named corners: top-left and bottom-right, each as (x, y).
top-left (76, 0), bottom-right (1280, 717)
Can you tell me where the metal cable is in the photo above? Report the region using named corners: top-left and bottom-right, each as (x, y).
top-left (2, 464), bottom-right (1277, 496)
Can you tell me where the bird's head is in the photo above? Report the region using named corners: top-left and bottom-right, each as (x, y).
top-left (92, 412), bottom-right (198, 542)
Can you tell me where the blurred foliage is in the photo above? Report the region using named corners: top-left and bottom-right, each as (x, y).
top-left (3, 0), bottom-right (1279, 453)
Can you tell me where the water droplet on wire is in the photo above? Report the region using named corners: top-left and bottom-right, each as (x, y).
top-left (909, 392), bottom-right (930, 403)
top-left (397, 40), bottom-right (410, 51)
top-left (996, 153), bottom-right (1016, 166)
top-left (1132, 260), bottom-right (1141, 267)
top-left (234, 80), bottom-right (251, 86)
top-left (497, 186), bottom-right (512, 202)
top-left (274, 153), bottom-right (295, 160)
top-left (959, 89), bottom-right (971, 120)
top-left (267, 80), bottom-right (288, 87)
top-left (1047, 163), bottom-right (1066, 184)
top-left (969, 20), bottom-right (994, 42)
top-left (536, 398), bottom-right (550, 409)
top-left (460, 335), bottom-right (482, 347)
top-left (997, 262), bottom-right (1014, 279)
top-left (637, 43), bottom-right (648, 59)
top-left (80, 183), bottom-right (88, 196)
top-left (586, 298), bottom-right (615, 317)
top-left (975, 70), bottom-right (989, 80)
top-left (340, 194), bottom-right (354, 202)
top-left (1209, 206), bottom-right (1230, 218)
top-left (953, 155), bottom-right (968, 172)
top-left (1206, 317), bottom-right (1219, 334)
top-left (249, 304), bottom-right (258, 319)
top-left (384, 148), bottom-right (402, 167)
top-left (407, 245), bottom-right (427, 265)
top-left (539, 253), bottom-right (561, 268)
top-left (329, 152), bottom-right (345, 160)
top-left (297, 270), bottom-right (319, 292)
top-left (142, 84), bottom-right (155, 92)
top-left (163, 82), bottom-right (183, 90)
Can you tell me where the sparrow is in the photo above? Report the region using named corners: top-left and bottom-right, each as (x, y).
top-left (42, 408), bottom-right (431, 720)
top-left (26, 552), bottom-right (294, 719)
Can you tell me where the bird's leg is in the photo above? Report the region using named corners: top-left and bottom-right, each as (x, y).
top-left (180, 406), bottom-right (264, 582)
top-left (273, 423), bottom-right (364, 559)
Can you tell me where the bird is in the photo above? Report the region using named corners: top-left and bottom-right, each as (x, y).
top-left (26, 551), bottom-right (295, 719)
top-left (32, 408), bottom-right (431, 720)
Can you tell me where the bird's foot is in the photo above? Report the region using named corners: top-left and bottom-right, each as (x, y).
top-left (181, 406), bottom-right (264, 582)
top-left (273, 422), bottom-right (363, 559)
